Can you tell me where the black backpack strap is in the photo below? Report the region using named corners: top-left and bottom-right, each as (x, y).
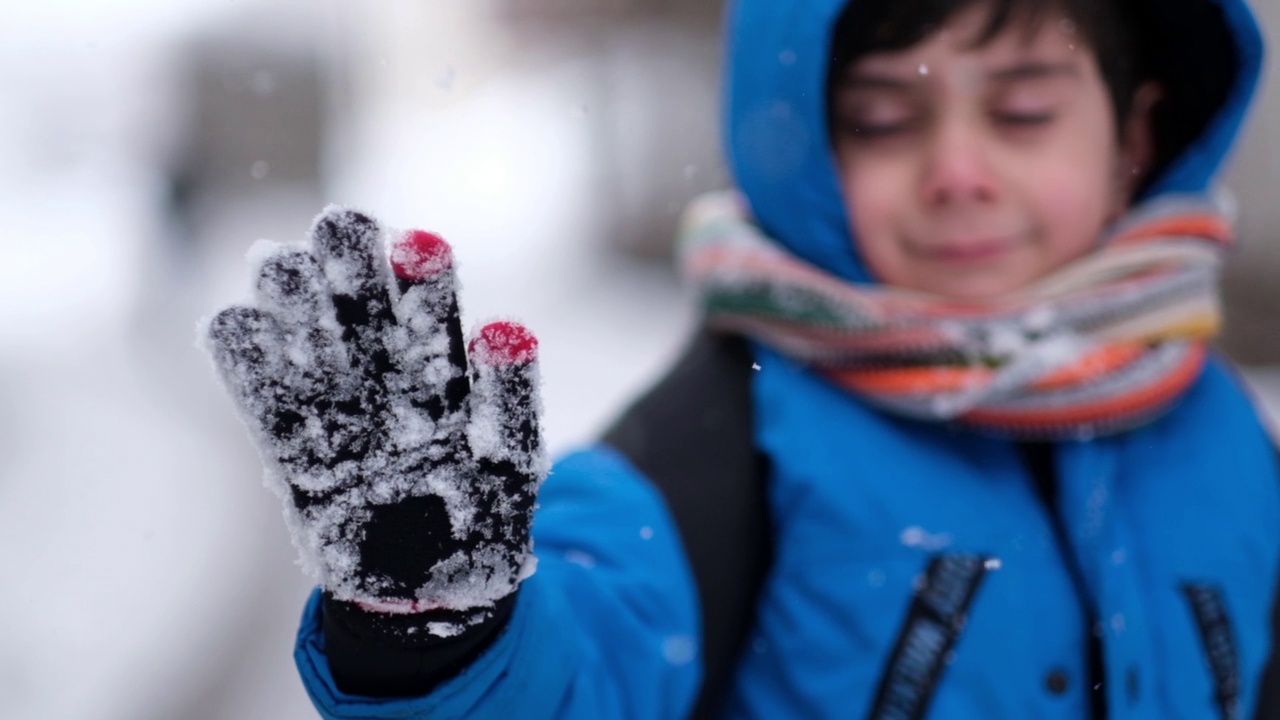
top-left (603, 330), bottom-right (773, 719)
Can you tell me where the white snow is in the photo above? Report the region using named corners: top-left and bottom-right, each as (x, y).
top-left (0, 3), bottom-right (694, 716)
top-left (661, 635), bottom-right (698, 666)
top-left (563, 550), bottom-right (599, 569)
top-left (899, 525), bottom-right (954, 551)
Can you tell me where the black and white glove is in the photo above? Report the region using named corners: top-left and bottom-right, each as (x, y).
top-left (205, 207), bottom-right (547, 639)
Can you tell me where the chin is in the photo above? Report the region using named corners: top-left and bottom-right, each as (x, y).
top-left (909, 273), bottom-right (1028, 301)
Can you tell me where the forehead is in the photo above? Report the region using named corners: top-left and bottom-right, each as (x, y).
top-left (848, 3), bottom-right (1081, 74)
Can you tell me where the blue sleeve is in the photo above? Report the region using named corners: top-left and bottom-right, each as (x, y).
top-left (293, 444), bottom-right (704, 719)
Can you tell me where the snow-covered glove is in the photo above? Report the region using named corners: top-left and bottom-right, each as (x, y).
top-left (204, 206), bottom-right (547, 638)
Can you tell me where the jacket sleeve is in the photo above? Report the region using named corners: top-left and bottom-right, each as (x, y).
top-left (292, 444), bottom-right (704, 720)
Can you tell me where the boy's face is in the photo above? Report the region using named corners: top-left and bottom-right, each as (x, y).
top-left (830, 5), bottom-right (1152, 299)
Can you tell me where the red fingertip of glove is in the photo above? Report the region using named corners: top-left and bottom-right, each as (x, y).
top-left (470, 322), bottom-right (538, 366)
top-left (391, 230), bottom-right (453, 280)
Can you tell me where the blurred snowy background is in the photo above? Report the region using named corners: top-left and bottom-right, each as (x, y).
top-left (1, 0), bottom-right (1279, 718)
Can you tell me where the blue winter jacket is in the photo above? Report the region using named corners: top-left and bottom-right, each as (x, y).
top-left (295, 0), bottom-right (1280, 717)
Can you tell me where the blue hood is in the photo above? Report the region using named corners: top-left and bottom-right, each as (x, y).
top-left (722, 0), bottom-right (1267, 283)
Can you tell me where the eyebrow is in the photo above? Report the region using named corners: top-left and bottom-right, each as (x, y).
top-left (838, 61), bottom-right (1080, 90)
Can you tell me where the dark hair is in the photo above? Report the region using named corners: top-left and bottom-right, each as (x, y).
top-left (827, 0), bottom-right (1239, 195)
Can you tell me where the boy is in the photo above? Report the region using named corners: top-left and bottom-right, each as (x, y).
top-left (206, 0), bottom-right (1280, 717)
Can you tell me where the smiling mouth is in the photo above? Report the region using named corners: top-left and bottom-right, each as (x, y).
top-left (912, 237), bottom-right (1016, 264)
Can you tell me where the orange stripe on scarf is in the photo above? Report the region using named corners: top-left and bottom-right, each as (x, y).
top-left (961, 344), bottom-right (1207, 430)
top-left (827, 343), bottom-right (1151, 396)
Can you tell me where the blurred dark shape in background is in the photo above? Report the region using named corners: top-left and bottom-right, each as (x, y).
top-left (162, 17), bottom-right (326, 270)
top-left (165, 37), bottom-right (325, 241)
top-left (489, 0), bottom-right (729, 260)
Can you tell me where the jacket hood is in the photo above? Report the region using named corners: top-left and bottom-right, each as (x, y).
top-left (721, 0), bottom-right (1267, 284)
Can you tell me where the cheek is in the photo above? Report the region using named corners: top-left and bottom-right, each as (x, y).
top-left (839, 156), bottom-right (912, 280)
top-left (1023, 143), bottom-right (1120, 262)
top-left (1039, 95), bottom-right (1127, 252)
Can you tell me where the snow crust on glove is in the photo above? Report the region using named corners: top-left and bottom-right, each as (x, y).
top-left (203, 206), bottom-right (546, 633)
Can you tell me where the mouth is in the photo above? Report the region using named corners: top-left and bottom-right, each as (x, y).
top-left (910, 236), bottom-right (1017, 264)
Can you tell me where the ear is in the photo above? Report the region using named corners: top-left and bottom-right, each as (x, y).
top-left (1116, 82), bottom-right (1163, 203)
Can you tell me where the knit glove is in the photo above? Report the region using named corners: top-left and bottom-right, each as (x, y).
top-left (204, 206), bottom-right (547, 638)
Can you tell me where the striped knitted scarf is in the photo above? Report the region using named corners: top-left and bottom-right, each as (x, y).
top-left (678, 190), bottom-right (1234, 439)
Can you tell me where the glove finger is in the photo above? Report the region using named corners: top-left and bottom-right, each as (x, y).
top-left (309, 207), bottom-right (397, 382)
top-left (389, 229), bottom-right (470, 423)
top-left (206, 306), bottom-right (306, 453)
top-left (254, 245), bottom-right (348, 395)
top-left (207, 305), bottom-right (362, 510)
top-left (466, 322), bottom-right (547, 539)
top-left (255, 244), bottom-right (333, 327)
top-left (253, 245), bottom-right (373, 480)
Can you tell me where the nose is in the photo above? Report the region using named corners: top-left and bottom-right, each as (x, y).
top-left (919, 119), bottom-right (1001, 207)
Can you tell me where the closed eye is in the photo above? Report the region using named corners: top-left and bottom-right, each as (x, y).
top-left (846, 121), bottom-right (915, 138)
top-left (994, 111), bottom-right (1056, 126)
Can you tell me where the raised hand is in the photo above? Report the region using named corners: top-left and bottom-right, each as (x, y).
top-left (205, 207), bottom-right (546, 636)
